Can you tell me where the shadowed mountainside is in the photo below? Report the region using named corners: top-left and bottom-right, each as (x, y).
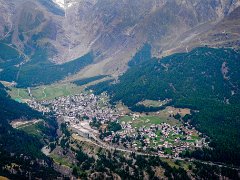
top-left (0, 0), bottom-right (239, 80)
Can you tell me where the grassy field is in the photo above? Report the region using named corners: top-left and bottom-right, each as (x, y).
top-left (8, 83), bottom-right (84, 101)
top-left (8, 88), bottom-right (30, 101)
top-left (119, 115), bottom-right (180, 129)
top-left (49, 154), bottom-right (72, 167)
top-left (18, 120), bottom-right (44, 138)
top-left (6, 75), bottom-right (111, 102)
top-left (32, 83), bottom-right (84, 100)
top-left (119, 116), bottom-right (132, 123)
top-left (137, 100), bottom-right (166, 107)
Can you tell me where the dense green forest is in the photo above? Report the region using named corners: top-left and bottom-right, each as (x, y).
top-left (0, 43), bottom-right (24, 69)
top-left (90, 46), bottom-right (240, 166)
top-left (128, 44), bottom-right (151, 67)
top-left (0, 44), bottom-right (94, 87)
top-left (72, 145), bottom-right (239, 179)
top-left (0, 83), bottom-right (59, 178)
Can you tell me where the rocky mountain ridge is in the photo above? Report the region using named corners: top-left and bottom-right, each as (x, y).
top-left (0, 0), bottom-right (240, 78)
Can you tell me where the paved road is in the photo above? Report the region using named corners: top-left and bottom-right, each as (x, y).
top-left (71, 126), bottom-right (240, 171)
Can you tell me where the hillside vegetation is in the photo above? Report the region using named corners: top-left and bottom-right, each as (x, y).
top-left (90, 46), bottom-right (240, 166)
top-left (0, 47), bottom-right (94, 87)
top-left (0, 83), bottom-right (59, 178)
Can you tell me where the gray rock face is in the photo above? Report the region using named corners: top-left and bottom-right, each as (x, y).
top-left (0, 0), bottom-right (239, 77)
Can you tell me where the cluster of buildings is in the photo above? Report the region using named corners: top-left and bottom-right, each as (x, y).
top-left (26, 100), bottom-right (50, 114)
top-left (39, 92), bottom-right (121, 125)
top-left (27, 91), bottom-right (208, 158)
top-left (101, 118), bottom-right (208, 157)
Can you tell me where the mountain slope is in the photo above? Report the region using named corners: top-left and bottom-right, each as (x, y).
top-left (0, 83), bottom-right (59, 178)
top-left (163, 5), bottom-right (240, 56)
top-left (61, 0), bottom-right (240, 76)
top-left (89, 47), bottom-right (240, 165)
top-left (0, 0), bottom-right (240, 81)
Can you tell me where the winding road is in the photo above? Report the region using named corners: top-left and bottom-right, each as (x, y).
top-left (70, 126), bottom-right (240, 171)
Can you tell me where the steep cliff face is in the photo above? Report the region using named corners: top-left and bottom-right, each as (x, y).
top-left (0, 0), bottom-right (239, 77)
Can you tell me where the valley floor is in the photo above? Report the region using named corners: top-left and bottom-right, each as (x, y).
top-left (5, 81), bottom-right (240, 179)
